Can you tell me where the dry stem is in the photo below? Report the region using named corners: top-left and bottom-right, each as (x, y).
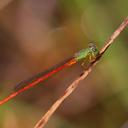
top-left (34, 17), bottom-right (128, 128)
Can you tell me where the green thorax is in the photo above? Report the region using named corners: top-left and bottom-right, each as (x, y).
top-left (74, 43), bottom-right (99, 62)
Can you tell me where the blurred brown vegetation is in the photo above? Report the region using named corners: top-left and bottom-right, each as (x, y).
top-left (0, 0), bottom-right (128, 128)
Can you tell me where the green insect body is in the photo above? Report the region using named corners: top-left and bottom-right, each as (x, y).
top-left (74, 43), bottom-right (99, 63)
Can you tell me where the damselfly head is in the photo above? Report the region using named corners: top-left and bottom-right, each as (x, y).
top-left (88, 42), bottom-right (99, 57)
top-left (88, 43), bottom-right (97, 52)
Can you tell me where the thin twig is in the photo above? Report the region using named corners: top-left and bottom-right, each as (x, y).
top-left (34, 17), bottom-right (128, 128)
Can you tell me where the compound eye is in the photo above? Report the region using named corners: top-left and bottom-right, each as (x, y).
top-left (88, 43), bottom-right (95, 47)
top-left (91, 47), bottom-right (96, 52)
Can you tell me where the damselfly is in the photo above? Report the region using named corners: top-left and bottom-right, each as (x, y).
top-left (0, 43), bottom-right (99, 105)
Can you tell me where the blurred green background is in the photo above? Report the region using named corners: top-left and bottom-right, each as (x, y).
top-left (0, 0), bottom-right (128, 128)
